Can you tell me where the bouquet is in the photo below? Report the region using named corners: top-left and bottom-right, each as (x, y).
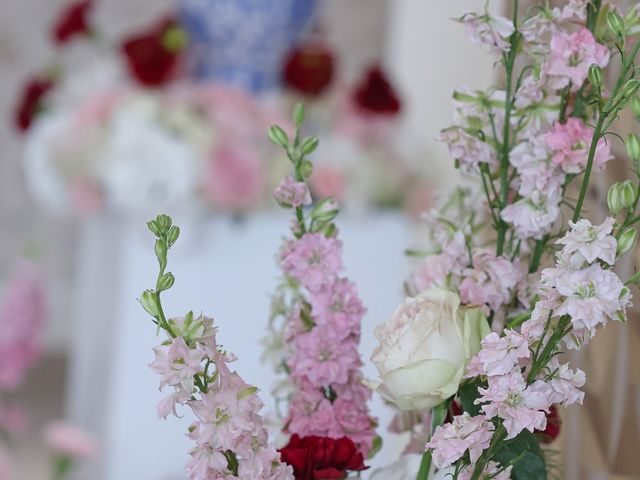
top-left (16, 1), bottom-right (428, 217)
top-left (138, 0), bottom-right (640, 478)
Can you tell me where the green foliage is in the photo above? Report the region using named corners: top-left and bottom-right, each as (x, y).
top-left (493, 430), bottom-right (547, 480)
top-left (458, 379), bottom-right (485, 416)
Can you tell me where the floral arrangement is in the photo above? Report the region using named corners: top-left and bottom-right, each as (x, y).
top-left (137, 1), bottom-right (640, 479)
top-left (16, 1), bottom-right (428, 216)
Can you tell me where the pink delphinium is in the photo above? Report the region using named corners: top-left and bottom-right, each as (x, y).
top-left (545, 28), bottom-right (610, 90)
top-left (43, 421), bottom-right (97, 459)
top-left (457, 11), bottom-right (515, 54)
top-left (426, 413), bottom-right (495, 468)
top-left (545, 118), bottom-right (612, 174)
top-left (470, 330), bottom-right (530, 377)
top-left (438, 128), bottom-right (496, 172)
top-left (556, 217), bottom-right (617, 267)
top-left (0, 261), bottom-right (46, 390)
top-left (273, 176), bottom-right (311, 208)
top-left (205, 142), bottom-right (265, 211)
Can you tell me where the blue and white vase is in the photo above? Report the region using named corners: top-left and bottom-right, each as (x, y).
top-left (178, 0), bottom-right (318, 93)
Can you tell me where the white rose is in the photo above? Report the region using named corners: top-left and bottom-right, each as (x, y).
top-left (370, 288), bottom-right (489, 410)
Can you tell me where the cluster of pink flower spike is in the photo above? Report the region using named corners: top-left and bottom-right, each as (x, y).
top-left (274, 175), bottom-right (376, 455)
top-left (150, 315), bottom-right (293, 479)
top-left (427, 218), bottom-right (631, 476)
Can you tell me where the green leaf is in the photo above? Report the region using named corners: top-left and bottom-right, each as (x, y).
top-left (268, 125), bottom-right (289, 147)
top-left (157, 272), bottom-right (175, 292)
top-left (293, 103), bottom-right (305, 126)
top-left (493, 430), bottom-right (547, 480)
top-left (368, 436), bottom-right (383, 460)
top-left (458, 379), bottom-right (485, 416)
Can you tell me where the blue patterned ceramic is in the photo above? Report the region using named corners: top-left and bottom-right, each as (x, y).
top-left (178, 0), bottom-right (318, 93)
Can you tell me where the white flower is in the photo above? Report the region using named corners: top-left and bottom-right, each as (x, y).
top-left (370, 288), bottom-right (490, 410)
top-left (556, 217), bottom-right (617, 268)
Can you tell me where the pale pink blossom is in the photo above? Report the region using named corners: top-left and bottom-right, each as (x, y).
top-left (545, 28), bottom-right (610, 90)
top-left (411, 231), bottom-right (468, 292)
top-left (545, 118), bottom-right (612, 174)
top-left (521, 295), bottom-right (559, 342)
top-left (205, 143), bottom-right (265, 211)
top-left (149, 336), bottom-right (203, 390)
top-left (457, 461), bottom-right (512, 480)
top-left (477, 372), bottom-right (551, 439)
top-left (460, 251), bottom-right (523, 311)
top-left (501, 193), bottom-right (562, 240)
top-left (309, 279), bottom-right (366, 336)
top-left (543, 359), bottom-right (586, 406)
top-left (553, 0), bottom-right (589, 21)
top-left (426, 413), bottom-right (495, 468)
top-left (273, 176), bottom-right (311, 208)
top-left (280, 233), bottom-right (343, 292)
top-left (471, 330), bottom-right (530, 377)
top-left (43, 422), bottom-right (97, 459)
top-left (438, 128), bottom-right (496, 172)
top-left (557, 217), bottom-right (617, 268)
top-left (458, 11), bottom-right (515, 54)
top-left (542, 263), bottom-right (631, 335)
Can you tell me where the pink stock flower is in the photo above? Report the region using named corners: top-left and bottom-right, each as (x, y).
top-left (273, 176), bottom-right (312, 209)
top-left (149, 336), bottom-right (203, 390)
top-left (458, 11), bottom-right (515, 54)
top-left (545, 28), bottom-right (610, 90)
top-left (438, 128), bottom-right (496, 172)
top-left (0, 261), bottom-right (45, 390)
top-left (460, 251), bottom-right (522, 311)
top-left (543, 359), bottom-right (585, 406)
top-left (471, 330), bottom-right (530, 377)
top-left (43, 422), bottom-right (97, 459)
top-left (412, 232), bottom-right (468, 292)
top-left (426, 413), bottom-right (495, 468)
top-left (309, 279), bottom-right (366, 336)
top-left (205, 143), bottom-right (265, 211)
top-left (289, 326), bottom-right (361, 387)
top-left (521, 295), bottom-right (559, 342)
top-left (557, 217), bottom-right (617, 268)
top-left (477, 372), bottom-right (551, 439)
top-left (280, 233), bottom-right (343, 292)
top-left (545, 118), bottom-right (612, 174)
top-left (501, 194), bottom-right (562, 240)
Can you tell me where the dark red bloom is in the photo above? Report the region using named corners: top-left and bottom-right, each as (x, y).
top-left (278, 434), bottom-right (367, 480)
top-left (283, 44), bottom-right (335, 96)
top-left (353, 65), bottom-right (401, 115)
top-left (537, 404), bottom-right (561, 443)
top-left (121, 18), bottom-right (184, 88)
top-left (52, 0), bottom-right (93, 45)
top-left (14, 76), bottom-right (55, 132)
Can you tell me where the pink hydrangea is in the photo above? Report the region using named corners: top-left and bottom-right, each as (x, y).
top-left (477, 372), bottom-right (551, 439)
top-left (545, 28), bottom-right (610, 90)
top-left (557, 217), bottom-right (617, 268)
top-left (460, 251), bottom-right (523, 311)
top-left (545, 118), bottom-right (612, 174)
top-left (438, 128), bottom-right (496, 172)
top-left (280, 233), bottom-right (343, 292)
top-left (457, 11), bottom-right (515, 54)
top-left (273, 176), bottom-right (312, 208)
top-left (471, 330), bottom-right (530, 377)
top-left (426, 413), bottom-right (495, 468)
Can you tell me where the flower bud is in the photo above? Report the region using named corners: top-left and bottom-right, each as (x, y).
top-left (626, 133), bottom-right (640, 162)
top-left (607, 182), bottom-right (624, 215)
top-left (607, 10), bottom-right (625, 36)
top-left (167, 225), bottom-right (180, 246)
top-left (622, 79), bottom-right (640, 100)
top-left (140, 290), bottom-right (160, 317)
top-left (301, 136), bottom-right (319, 155)
top-left (156, 214), bottom-right (172, 231)
top-left (617, 228), bottom-right (637, 256)
top-left (621, 180), bottom-right (637, 209)
top-left (268, 125), bottom-right (289, 147)
top-left (588, 64), bottom-right (603, 89)
top-left (155, 238), bottom-right (167, 262)
top-left (298, 159), bottom-right (313, 180)
top-left (157, 272), bottom-right (175, 292)
top-left (311, 197), bottom-right (339, 224)
top-left (293, 103), bottom-right (305, 127)
top-left (631, 96), bottom-right (640, 120)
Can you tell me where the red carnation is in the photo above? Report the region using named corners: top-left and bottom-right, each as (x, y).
top-left (537, 404), bottom-right (561, 443)
top-left (353, 65), bottom-right (401, 115)
top-left (14, 76), bottom-right (55, 132)
top-left (121, 18), bottom-right (185, 88)
top-left (283, 44), bottom-right (335, 96)
top-left (52, 0), bottom-right (93, 45)
top-left (278, 434), bottom-right (368, 480)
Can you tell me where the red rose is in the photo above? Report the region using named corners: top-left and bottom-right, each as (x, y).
top-left (353, 65), bottom-right (401, 115)
top-left (283, 44), bottom-right (335, 96)
top-left (52, 0), bottom-right (93, 45)
top-left (14, 76), bottom-right (55, 132)
top-left (537, 404), bottom-right (561, 443)
top-left (121, 18), bottom-right (185, 88)
top-left (278, 434), bottom-right (368, 480)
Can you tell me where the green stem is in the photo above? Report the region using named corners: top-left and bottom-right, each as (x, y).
top-left (417, 402), bottom-right (449, 480)
top-left (469, 425), bottom-right (508, 480)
